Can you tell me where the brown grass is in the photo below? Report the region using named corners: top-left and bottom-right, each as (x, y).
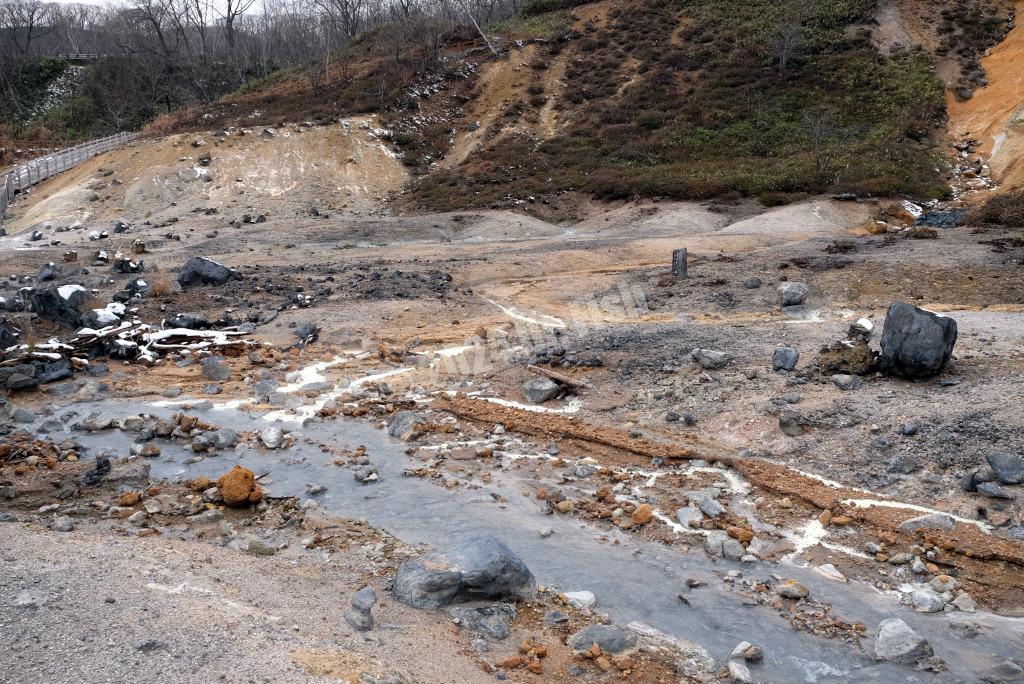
top-left (147, 274), bottom-right (174, 297)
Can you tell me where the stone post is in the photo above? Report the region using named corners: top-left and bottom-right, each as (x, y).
top-left (671, 248), bottom-right (688, 278)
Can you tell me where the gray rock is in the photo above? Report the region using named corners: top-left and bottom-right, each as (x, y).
top-left (209, 429), bottom-right (239, 449)
top-left (52, 515), bottom-right (74, 532)
top-left (352, 586), bottom-right (377, 612)
top-left (393, 536), bottom-right (536, 609)
top-left (202, 383), bottom-right (222, 395)
top-left (898, 513), bottom-right (955, 533)
top-left (675, 507), bottom-right (703, 528)
top-left (200, 356), bottom-right (231, 381)
top-left (772, 346), bottom-right (799, 371)
top-left (777, 282), bottom-right (808, 307)
top-left (295, 322), bottom-right (318, 340)
top-left (260, 427), bottom-right (283, 449)
top-left (178, 256), bottom-right (240, 288)
top-left (544, 609), bottom-right (569, 624)
top-left (187, 509), bottom-right (224, 524)
top-left (874, 618), bottom-right (931, 663)
top-left (228, 533), bottom-right (276, 555)
top-left (976, 481), bottom-right (1015, 499)
top-left (728, 660), bottom-right (752, 683)
top-left (568, 625), bottom-right (639, 656)
top-left (742, 277), bottom-right (762, 289)
top-left (354, 465), bottom-right (379, 483)
top-left (345, 607), bottom-right (373, 631)
top-left (447, 603), bottom-right (516, 640)
top-left (779, 412), bottom-right (805, 436)
top-left (722, 538), bottom-right (745, 560)
top-left (388, 411), bottom-right (426, 441)
top-left (986, 452), bottom-right (1024, 485)
top-left (6, 373), bottom-right (37, 391)
top-left (252, 378), bottom-right (279, 396)
top-left (887, 454), bottom-right (920, 474)
top-left (11, 407), bottom-right (36, 423)
top-left (521, 377), bottom-right (560, 404)
top-left (878, 301), bottom-right (957, 379)
top-left (697, 497), bottom-right (726, 518)
top-left (831, 373), bottom-right (861, 390)
top-left (691, 348), bottom-right (731, 370)
top-left (572, 463), bottom-right (597, 478)
top-left (951, 592), bottom-right (976, 613)
top-left (704, 530), bottom-right (730, 557)
top-left (911, 589), bottom-right (945, 613)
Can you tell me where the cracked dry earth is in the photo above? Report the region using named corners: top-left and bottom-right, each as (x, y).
top-left (1, 122), bottom-right (1024, 683)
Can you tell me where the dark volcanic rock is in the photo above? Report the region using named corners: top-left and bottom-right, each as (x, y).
top-left (987, 452), bottom-right (1024, 485)
top-left (388, 411), bottom-right (426, 441)
top-left (393, 536), bottom-right (536, 609)
top-left (178, 257), bottom-right (240, 288)
top-left (878, 301), bottom-right (957, 379)
top-left (772, 346), bottom-right (799, 371)
top-left (0, 319), bottom-right (21, 349)
top-left (30, 285), bottom-right (94, 329)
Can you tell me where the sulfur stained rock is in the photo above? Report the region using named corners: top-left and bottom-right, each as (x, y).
top-left (631, 504), bottom-right (653, 525)
top-left (216, 465), bottom-right (263, 507)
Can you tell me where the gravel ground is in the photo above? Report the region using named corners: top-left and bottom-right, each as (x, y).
top-left (0, 524), bottom-right (492, 684)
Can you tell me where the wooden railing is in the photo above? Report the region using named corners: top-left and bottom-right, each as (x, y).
top-left (54, 53), bottom-right (112, 62)
top-left (1, 132), bottom-right (138, 220)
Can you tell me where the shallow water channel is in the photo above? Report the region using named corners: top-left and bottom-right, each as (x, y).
top-left (63, 395), bottom-right (1023, 684)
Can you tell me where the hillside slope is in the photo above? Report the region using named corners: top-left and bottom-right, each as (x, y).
top-left (67, 0), bottom-right (1024, 220)
top-left (948, 1), bottom-right (1024, 192)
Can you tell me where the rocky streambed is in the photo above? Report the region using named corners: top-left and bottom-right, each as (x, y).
top-left (5, 371), bottom-right (1020, 683)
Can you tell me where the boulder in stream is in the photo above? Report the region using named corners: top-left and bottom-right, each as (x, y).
top-left (393, 536), bottom-right (536, 609)
top-left (874, 618), bottom-right (931, 663)
top-left (388, 411), bottom-right (426, 441)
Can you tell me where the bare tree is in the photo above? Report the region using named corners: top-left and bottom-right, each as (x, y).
top-left (0, 0), bottom-right (53, 56)
top-left (803, 110), bottom-right (857, 184)
top-left (219, 0), bottom-right (256, 48)
top-left (769, 13), bottom-right (803, 79)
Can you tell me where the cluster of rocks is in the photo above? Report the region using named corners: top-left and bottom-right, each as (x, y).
top-left (529, 343), bottom-right (602, 369)
top-left (961, 452), bottom-right (1024, 501)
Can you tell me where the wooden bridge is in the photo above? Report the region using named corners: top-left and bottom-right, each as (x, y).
top-left (1, 132), bottom-right (139, 219)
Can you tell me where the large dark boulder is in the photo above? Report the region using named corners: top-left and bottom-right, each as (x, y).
top-left (30, 285), bottom-right (94, 329)
top-left (177, 257), bottom-right (239, 288)
top-left (388, 411), bottom-right (426, 441)
top-left (878, 301), bottom-right (957, 379)
top-left (393, 536), bottom-right (536, 609)
top-left (0, 319), bottom-right (21, 349)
